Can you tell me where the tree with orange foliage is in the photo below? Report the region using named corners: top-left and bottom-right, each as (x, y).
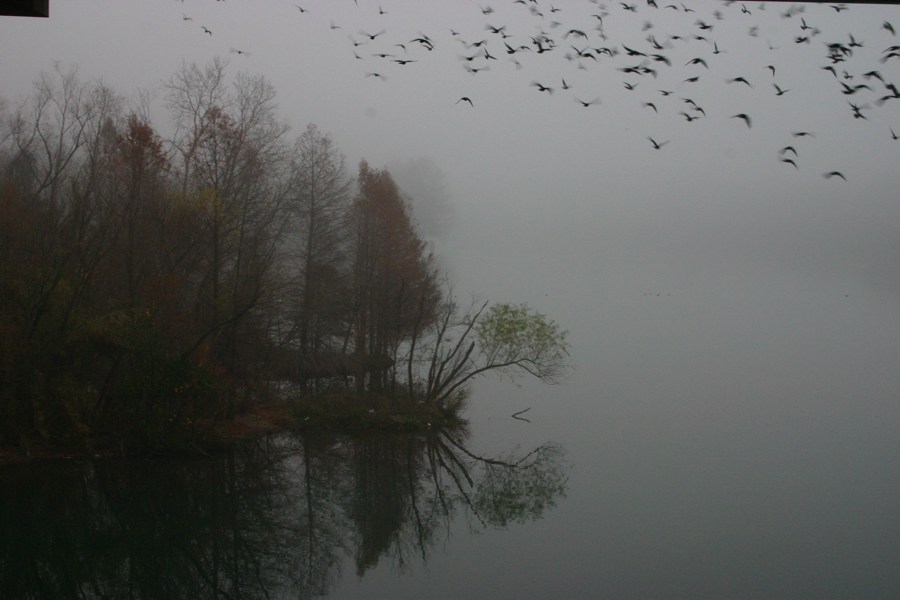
top-left (348, 161), bottom-right (439, 394)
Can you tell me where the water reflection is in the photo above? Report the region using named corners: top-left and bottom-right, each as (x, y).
top-left (0, 428), bottom-right (566, 599)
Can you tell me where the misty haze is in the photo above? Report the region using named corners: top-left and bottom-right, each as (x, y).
top-left (1, 1), bottom-right (898, 599)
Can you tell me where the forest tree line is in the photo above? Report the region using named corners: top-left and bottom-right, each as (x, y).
top-left (0, 61), bottom-right (569, 451)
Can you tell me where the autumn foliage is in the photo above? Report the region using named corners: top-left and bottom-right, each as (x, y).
top-left (0, 64), bottom-right (439, 451)
top-left (0, 62), bottom-right (569, 453)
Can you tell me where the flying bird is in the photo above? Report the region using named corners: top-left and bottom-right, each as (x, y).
top-left (773, 84), bottom-right (790, 96)
top-left (862, 70), bottom-right (885, 83)
top-left (456, 96), bottom-right (473, 106)
top-left (732, 113), bottom-right (752, 128)
top-left (823, 171), bottom-right (847, 181)
top-left (840, 82), bottom-right (872, 95)
top-left (360, 29), bottom-right (386, 40)
top-left (727, 76), bottom-right (753, 88)
top-left (849, 102), bottom-right (869, 120)
top-left (648, 137), bottom-right (669, 149)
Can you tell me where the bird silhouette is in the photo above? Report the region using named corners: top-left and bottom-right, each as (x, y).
top-left (862, 70), bottom-right (885, 83)
top-left (575, 97), bottom-right (600, 107)
top-left (727, 76), bottom-right (753, 88)
top-left (456, 96), bottom-right (474, 106)
top-left (648, 137), bottom-right (669, 149)
top-left (732, 113), bottom-right (752, 128)
top-left (823, 171), bottom-right (847, 180)
top-left (773, 84), bottom-right (790, 96)
top-left (849, 102), bottom-right (869, 119)
top-left (360, 29), bottom-right (386, 40)
top-left (840, 82), bottom-right (872, 95)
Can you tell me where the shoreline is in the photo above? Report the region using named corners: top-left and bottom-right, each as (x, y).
top-left (0, 398), bottom-right (464, 467)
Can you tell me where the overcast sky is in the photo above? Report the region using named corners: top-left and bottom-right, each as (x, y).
top-left (2, 0), bottom-right (898, 316)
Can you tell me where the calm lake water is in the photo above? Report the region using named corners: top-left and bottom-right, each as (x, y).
top-left (2, 275), bottom-right (898, 599)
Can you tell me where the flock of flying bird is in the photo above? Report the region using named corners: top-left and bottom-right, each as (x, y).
top-left (179, 0), bottom-right (899, 182)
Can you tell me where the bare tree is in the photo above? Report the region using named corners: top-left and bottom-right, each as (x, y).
top-left (286, 124), bottom-right (352, 371)
top-left (164, 60), bottom-right (291, 411)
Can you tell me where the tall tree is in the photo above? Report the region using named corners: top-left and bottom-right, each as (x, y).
top-left (0, 67), bottom-right (130, 441)
top-left (348, 162), bottom-right (438, 394)
top-left (287, 124), bottom-right (352, 369)
top-left (164, 61), bottom-right (290, 411)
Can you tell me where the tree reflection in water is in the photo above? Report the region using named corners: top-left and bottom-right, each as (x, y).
top-left (0, 428), bottom-right (567, 599)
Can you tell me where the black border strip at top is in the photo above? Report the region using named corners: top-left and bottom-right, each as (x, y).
top-left (0, 0), bottom-right (898, 19)
top-left (0, 0), bottom-right (49, 18)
